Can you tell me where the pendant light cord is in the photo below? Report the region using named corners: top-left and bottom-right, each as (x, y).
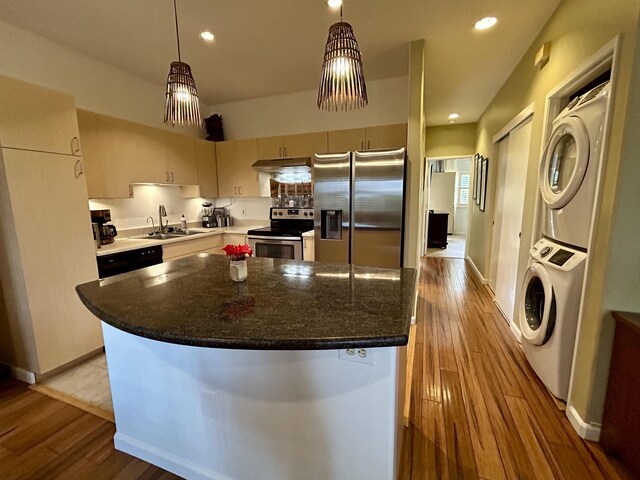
top-left (340, 5), bottom-right (343, 22)
top-left (173, 0), bottom-right (181, 62)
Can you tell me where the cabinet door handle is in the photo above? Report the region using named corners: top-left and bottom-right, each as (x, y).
top-left (73, 159), bottom-right (83, 179)
top-left (367, 140), bottom-right (370, 149)
top-left (165, 171), bottom-right (169, 182)
top-left (234, 186), bottom-right (238, 195)
top-left (71, 136), bottom-right (80, 155)
top-left (171, 171), bottom-right (174, 183)
top-left (279, 147), bottom-right (282, 158)
top-left (239, 186), bottom-right (243, 195)
top-left (360, 140), bottom-right (364, 150)
top-left (284, 147), bottom-right (287, 157)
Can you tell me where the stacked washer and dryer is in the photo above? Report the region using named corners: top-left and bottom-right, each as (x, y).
top-left (518, 81), bottom-right (610, 400)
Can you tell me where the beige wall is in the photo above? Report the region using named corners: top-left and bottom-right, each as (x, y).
top-left (0, 20), bottom-right (203, 136)
top-left (208, 76), bottom-right (409, 140)
top-left (425, 123), bottom-right (477, 158)
top-left (404, 41), bottom-right (426, 270)
top-left (467, 0), bottom-right (639, 427)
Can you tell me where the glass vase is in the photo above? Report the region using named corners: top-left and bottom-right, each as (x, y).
top-left (229, 256), bottom-right (248, 282)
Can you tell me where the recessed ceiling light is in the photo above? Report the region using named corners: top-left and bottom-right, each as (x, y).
top-left (199, 31), bottom-right (215, 42)
top-left (474, 16), bottom-right (498, 31)
top-left (448, 113), bottom-right (460, 120)
top-left (327, 0), bottom-right (343, 8)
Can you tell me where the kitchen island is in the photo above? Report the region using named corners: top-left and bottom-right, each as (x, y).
top-left (76, 254), bottom-right (416, 480)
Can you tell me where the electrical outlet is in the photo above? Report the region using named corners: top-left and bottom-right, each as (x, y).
top-left (339, 348), bottom-right (375, 365)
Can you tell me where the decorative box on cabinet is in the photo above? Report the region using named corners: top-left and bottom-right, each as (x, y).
top-left (427, 212), bottom-right (449, 248)
top-left (600, 311), bottom-right (640, 478)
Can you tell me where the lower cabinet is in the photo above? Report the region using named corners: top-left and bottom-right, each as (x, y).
top-left (223, 234), bottom-right (249, 247)
top-left (303, 236), bottom-right (315, 261)
top-left (162, 235), bottom-right (223, 262)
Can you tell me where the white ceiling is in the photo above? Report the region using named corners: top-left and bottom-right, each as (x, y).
top-left (0, 0), bottom-right (560, 125)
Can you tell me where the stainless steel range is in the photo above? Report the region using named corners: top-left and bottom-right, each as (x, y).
top-left (247, 208), bottom-right (314, 261)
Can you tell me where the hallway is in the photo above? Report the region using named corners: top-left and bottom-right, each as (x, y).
top-left (426, 234), bottom-right (466, 259)
top-left (399, 257), bottom-right (629, 480)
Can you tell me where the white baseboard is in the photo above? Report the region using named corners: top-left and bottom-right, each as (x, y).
top-left (114, 432), bottom-right (233, 480)
top-left (11, 366), bottom-right (36, 384)
top-left (509, 321), bottom-right (522, 343)
top-left (465, 255), bottom-right (488, 284)
top-left (566, 404), bottom-right (601, 441)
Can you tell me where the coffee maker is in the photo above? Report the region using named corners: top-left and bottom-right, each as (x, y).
top-left (90, 209), bottom-right (118, 245)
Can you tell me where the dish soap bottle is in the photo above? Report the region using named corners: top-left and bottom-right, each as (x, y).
top-left (180, 214), bottom-right (187, 231)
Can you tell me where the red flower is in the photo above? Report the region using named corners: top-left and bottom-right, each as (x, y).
top-left (222, 244), bottom-right (253, 258)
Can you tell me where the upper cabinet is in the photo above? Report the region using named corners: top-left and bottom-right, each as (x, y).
top-left (257, 132), bottom-right (328, 160)
top-left (327, 128), bottom-right (366, 152)
top-left (78, 110), bottom-right (163, 198)
top-left (77, 110), bottom-right (200, 198)
top-left (327, 124), bottom-right (407, 152)
top-left (365, 124), bottom-right (407, 150)
top-left (195, 139), bottom-right (218, 198)
top-left (0, 74), bottom-right (81, 156)
top-left (216, 138), bottom-right (260, 197)
top-left (155, 128), bottom-right (198, 186)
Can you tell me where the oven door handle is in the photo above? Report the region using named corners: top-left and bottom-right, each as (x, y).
top-left (248, 235), bottom-right (302, 242)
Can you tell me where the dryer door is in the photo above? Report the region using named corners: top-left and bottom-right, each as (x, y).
top-left (520, 263), bottom-right (556, 346)
top-left (539, 116), bottom-right (590, 209)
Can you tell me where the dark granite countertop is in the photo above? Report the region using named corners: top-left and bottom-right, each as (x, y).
top-left (76, 255), bottom-right (417, 350)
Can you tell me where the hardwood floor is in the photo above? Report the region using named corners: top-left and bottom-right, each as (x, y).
top-left (0, 378), bottom-right (180, 480)
top-left (399, 257), bottom-right (632, 480)
top-left (0, 256), bottom-right (631, 479)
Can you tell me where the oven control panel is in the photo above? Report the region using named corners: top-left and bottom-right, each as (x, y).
top-left (271, 208), bottom-right (314, 219)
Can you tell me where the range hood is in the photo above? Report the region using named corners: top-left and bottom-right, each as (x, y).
top-left (251, 157), bottom-right (312, 173)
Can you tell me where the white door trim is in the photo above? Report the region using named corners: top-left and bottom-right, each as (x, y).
top-left (492, 102), bottom-right (535, 144)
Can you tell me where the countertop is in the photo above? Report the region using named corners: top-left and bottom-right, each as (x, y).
top-left (76, 255), bottom-right (417, 350)
top-left (96, 226), bottom-right (262, 256)
top-left (302, 230), bottom-right (315, 238)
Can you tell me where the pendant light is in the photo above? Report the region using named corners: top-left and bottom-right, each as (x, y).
top-left (164, 0), bottom-right (202, 127)
top-left (317, 5), bottom-right (368, 111)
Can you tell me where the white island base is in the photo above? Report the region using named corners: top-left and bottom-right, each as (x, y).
top-left (103, 324), bottom-right (407, 480)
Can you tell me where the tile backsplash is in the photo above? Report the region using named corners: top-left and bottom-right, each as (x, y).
top-left (88, 185), bottom-right (272, 231)
top-left (215, 197), bottom-right (272, 220)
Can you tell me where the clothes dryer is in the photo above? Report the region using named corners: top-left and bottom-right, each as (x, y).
top-left (539, 81), bottom-right (610, 250)
top-left (518, 238), bottom-right (587, 400)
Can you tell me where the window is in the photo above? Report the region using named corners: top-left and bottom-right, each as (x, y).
top-left (458, 173), bottom-right (470, 205)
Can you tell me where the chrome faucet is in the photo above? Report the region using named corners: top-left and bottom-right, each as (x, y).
top-left (146, 216), bottom-right (156, 234)
top-left (158, 204), bottom-right (168, 233)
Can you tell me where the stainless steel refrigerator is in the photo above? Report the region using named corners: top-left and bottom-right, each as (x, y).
top-left (313, 148), bottom-right (405, 268)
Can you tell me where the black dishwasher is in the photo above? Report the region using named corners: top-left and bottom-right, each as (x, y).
top-left (97, 246), bottom-right (163, 279)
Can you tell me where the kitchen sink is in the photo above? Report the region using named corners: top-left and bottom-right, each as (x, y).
top-left (131, 231), bottom-right (205, 241)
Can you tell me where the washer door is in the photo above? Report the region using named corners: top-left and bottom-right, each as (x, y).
top-left (520, 263), bottom-right (556, 346)
top-left (539, 116), bottom-right (590, 209)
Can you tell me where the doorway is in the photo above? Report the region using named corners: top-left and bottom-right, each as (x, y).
top-left (424, 157), bottom-right (472, 258)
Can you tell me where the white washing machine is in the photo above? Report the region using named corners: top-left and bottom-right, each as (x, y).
top-left (539, 81), bottom-right (610, 250)
top-left (518, 238), bottom-right (587, 400)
